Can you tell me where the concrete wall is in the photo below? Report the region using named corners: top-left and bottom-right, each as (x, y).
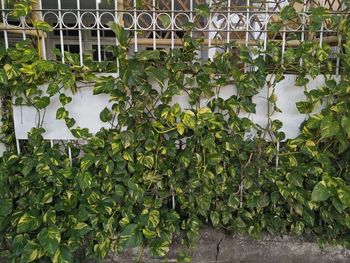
top-left (105, 227), bottom-right (350, 263)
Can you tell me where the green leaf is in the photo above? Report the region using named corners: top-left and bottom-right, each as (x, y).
top-left (119, 224), bottom-right (142, 248)
top-left (280, 6), bottom-right (297, 20)
top-left (77, 172), bottom-right (92, 191)
top-left (34, 20), bottom-right (53, 32)
top-left (71, 127), bottom-right (91, 139)
top-left (158, 14), bottom-right (171, 28)
top-left (100, 107), bottom-right (113, 122)
top-left (337, 186), bottom-right (350, 208)
top-left (150, 239), bottom-right (170, 257)
top-left (137, 152), bottom-right (154, 169)
top-left (311, 181), bottom-right (333, 202)
top-left (56, 107), bottom-right (68, 120)
top-left (59, 94), bottom-right (72, 106)
top-left (20, 241), bottom-right (41, 262)
top-left (72, 222), bottom-right (92, 237)
top-left (341, 116), bottom-right (350, 137)
top-left (147, 210), bottom-right (160, 228)
top-left (93, 77), bottom-right (114, 95)
top-left (136, 50), bottom-right (160, 61)
top-left (34, 96), bottom-right (50, 109)
top-left (228, 194), bottom-right (239, 208)
top-left (120, 131), bottom-right (134, 149)
top-left (17, 212), bottom-right (42, 233)
top-left (47, 83), bottom-right (60, 96)
top-left (182, 110), bottom-right (196, 129)
top-left (210, 211), bottom-right (220, 227)
top-left (12, 3), bottom-right (32, 17)
top-left (145, 66), bottom-right (168, 85)
top-left (37, 227), bottom-right (61, 255)
top-left (80, 154), bottom-right (95, 171)
top-left (286, 173), bottom-right (303, 188)
top-left (176, 123), bottom-right (186, 135)
top-left (53, 245), bottom-right (72, 263)
top-left (0, 198), bottom-right (12, 217)
top-left (65, 117), bottom-right (75, 128)
top-left (142, 228), bottom-right (157, 239)
top-left (320, 116), bottom-right (340, 138)
top-left (107, 22), bottom-right (130, 47)
top-left (195, 4), bottom-right (210, 18)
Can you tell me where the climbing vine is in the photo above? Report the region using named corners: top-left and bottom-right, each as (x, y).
top-left (1, 1), bottom-right (350, 262)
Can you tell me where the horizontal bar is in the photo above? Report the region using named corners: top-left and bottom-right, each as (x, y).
top-left (132, 36), bottom-right (339, 47)
top-left (0, 22), bottom-right (46, 37)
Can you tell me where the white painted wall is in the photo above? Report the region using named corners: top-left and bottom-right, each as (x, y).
top-left (13, 74), bottom-right (332, 141)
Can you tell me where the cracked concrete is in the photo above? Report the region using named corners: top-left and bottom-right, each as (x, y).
top-left (103, 226), bottom-right (350, 263)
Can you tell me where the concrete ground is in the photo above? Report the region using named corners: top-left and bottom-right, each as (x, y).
top-left (106, 227), bottom-right (350, 263)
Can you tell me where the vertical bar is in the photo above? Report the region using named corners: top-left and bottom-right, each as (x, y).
top-left (77, 0), bottom-right (83, 66)
top-left (336, 1), bottom-right (344, 76)
top-left (152, 0), bottom-right (156, 50)
top-left (171, 0), bottom-right (175, 50)
top-left (190, 0), bottom-right (193, 38)
top-left (275, 141), bottom-right (280, 171)
top-left (281, 28), bottom-right (286, 65)
top-left (1, 0), bottom-right (8, 48)
top-left (263, 1), bottom-right (268, 53)
top-left (244, 0), bottom-right (250, 73)
top-left (38, 0), bottom-right (47, 59)
top-left (172, 194), bottom-right (175, 209)
top-left (114, 0), bottom-right (120, 70)
top-left (319, 0), bottom-right (324, 48)
top-left (32, 0), bottom-right (46, 59)
top-left (21, 16), bottom-right (26, 40)
top-left (96, 0), bottom-right (102, 62)
top-left (16, 139), bottom-right (21, 155)
top-left (208, 0), bottom-right (212, 52)
top-left (57, 0), bottom-right (65, 63)
top-left (300, 0), bottom-right (307, 66)
top-left (133, 0), bottom-right (138, 52)
top-left (114, 0), bottom-right (118, 46)
top-left (68, 143), bottom-right (72, 167)
top-left (227, 0), bottom-right (231, 45)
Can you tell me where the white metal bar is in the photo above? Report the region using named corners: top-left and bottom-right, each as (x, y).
top-left (208, 0), bottom-right (212, 51)
top-left (1, 0), bottom-right (8, 48)
top-left (96, 0), bottom-right (102, 62)
top-left (171, 0), bottom-right (174, 50)
top-left (38, 0), bottom-right (47, 59)
top-left (172, 193), bottom-right (175, 209)
top-left (281, 27), bottom-right (286, 65)
top-left (336, 0), bottom-right (344, 76)
top-left (275, 140), bottom-right (280, 171)
top-left (300, 0), bottom-right (307, 66)
top-left (263, 1), bottom-right (268, 53)
top-left (227, 0), bottom-right (231, 45)
top-left (114, 0), bottom-right (118, 47)
top-left (57, 0), bottom-right (65, 63)
top-left (319, 0), bottom-right (324, 48)
top-left (21, 16), bottom-right (26, 40)
top-left (50, 140), bottom-right (54, 148)
top-left (16, 139), bottom-right (21, 155)
top-left (68, 144), bottom-right (72, 167)
top-left (152, 0), bottom-right (156, 50)
top-left (133, 0), bottom-right (138, 52)
top-left (77, 0), bottom-right (83, 66)
top-left (190, 0), bottom-right (193, 38)
top-left (244, 0), bottom-right (250, 73)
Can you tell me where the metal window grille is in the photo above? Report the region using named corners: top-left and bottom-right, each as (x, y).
top-left (0, 0), bottom-right (345, 62)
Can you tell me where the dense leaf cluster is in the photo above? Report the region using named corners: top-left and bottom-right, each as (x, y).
top-left (1, 2), bottom-right (350, 263)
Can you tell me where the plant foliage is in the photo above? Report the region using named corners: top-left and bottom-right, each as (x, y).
top-left (1, 2), bottom-right (350, 263)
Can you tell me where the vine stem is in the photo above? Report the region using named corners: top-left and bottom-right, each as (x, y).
top-left (239, 152), bottom-right (253, 208)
